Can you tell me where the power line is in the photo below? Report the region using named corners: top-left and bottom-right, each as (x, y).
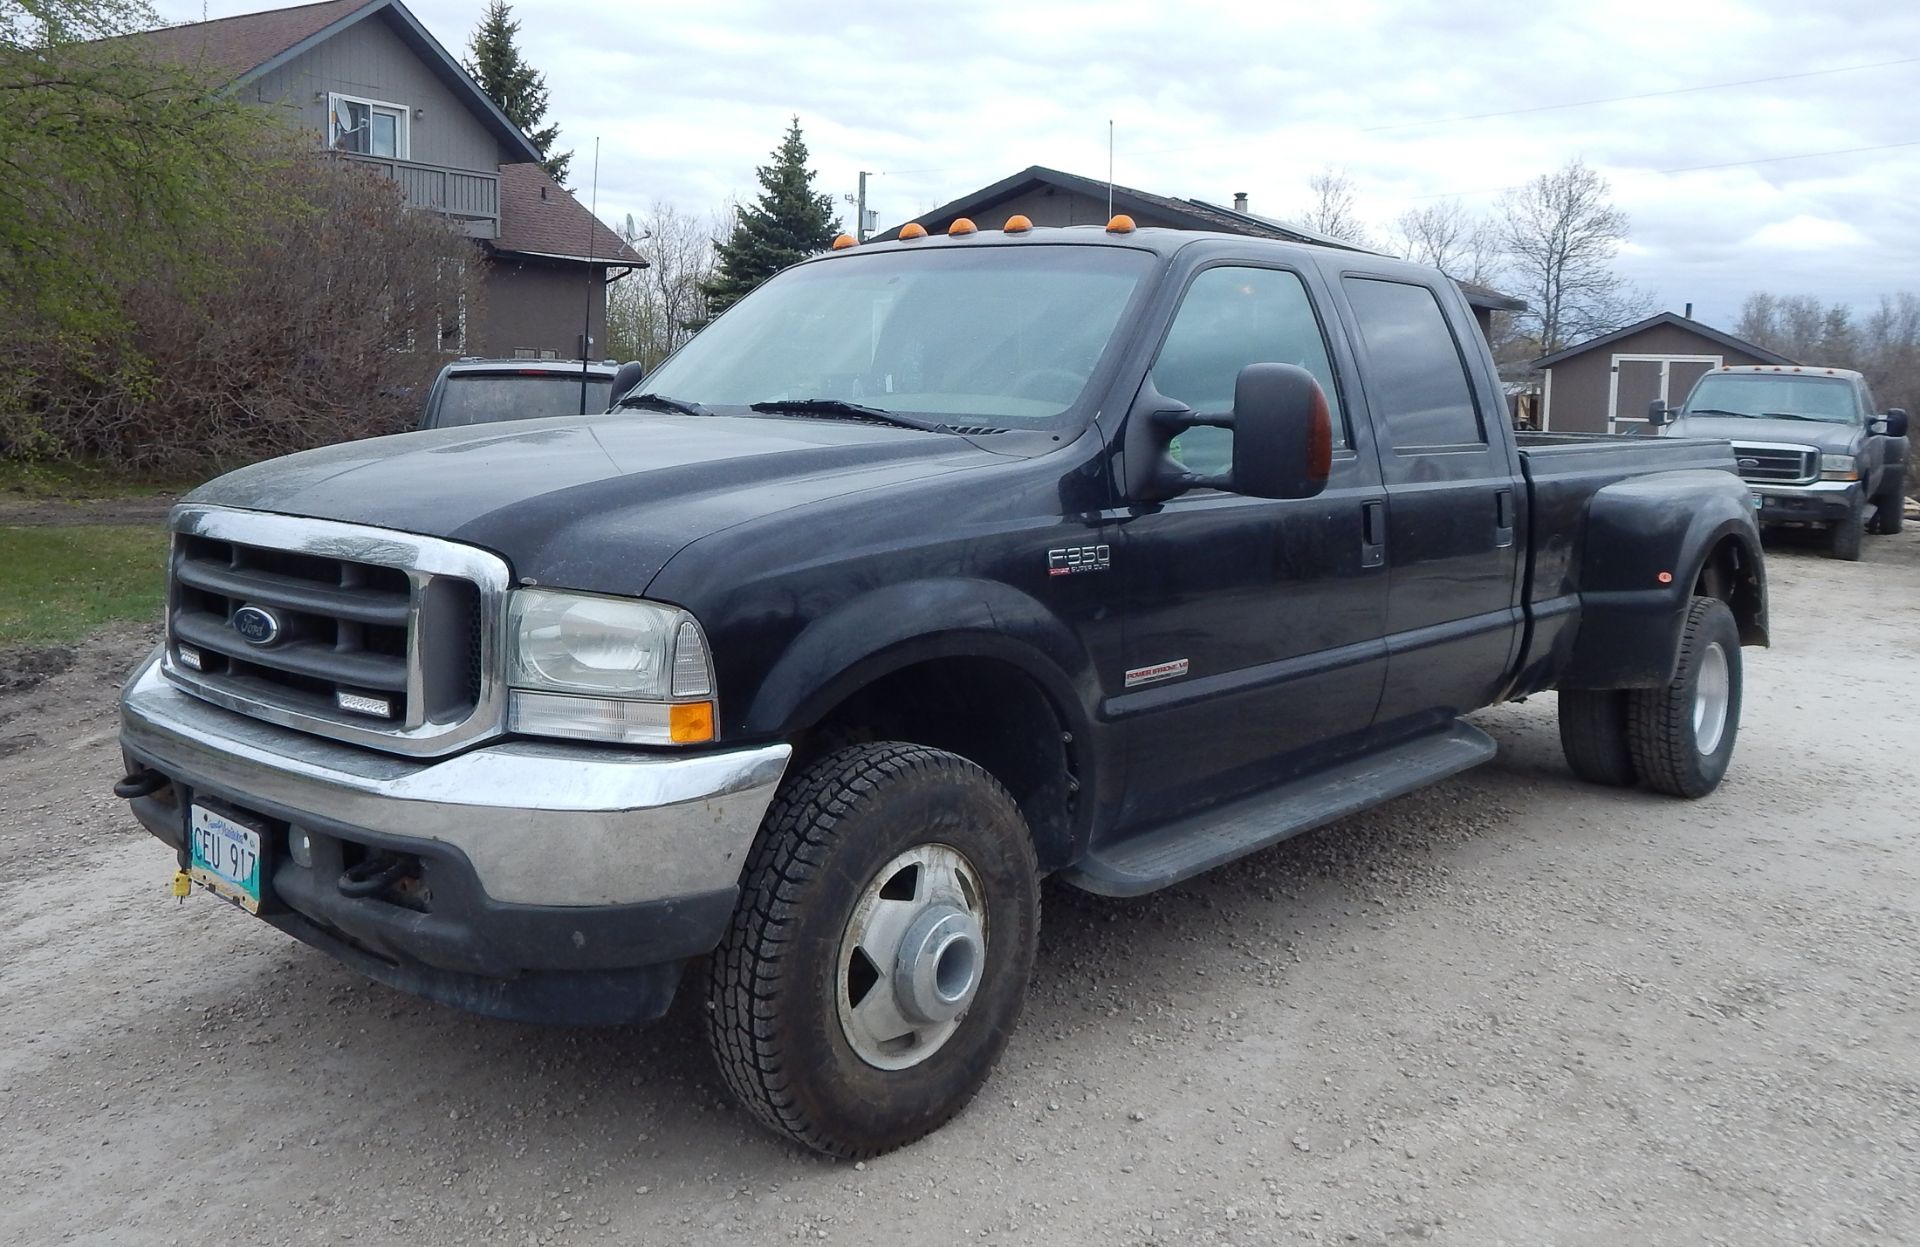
top-left (1405, 138), bottom-right (1920, 201)
top-left (1356, 55), bottom-right (1920, 135)
top-left (874, 54), bottom-right (1919, 175)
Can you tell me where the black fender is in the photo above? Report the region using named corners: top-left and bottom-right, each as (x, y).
top-left (742, 576), bottom-right (1099, 747)
top-left (1559, 470), bottom-right (1768, 690)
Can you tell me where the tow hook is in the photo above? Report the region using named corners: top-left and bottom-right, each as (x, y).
top-left (113, 768), bottom-right (169, 800)
top-left (339, 853), bottom-right (412, 898)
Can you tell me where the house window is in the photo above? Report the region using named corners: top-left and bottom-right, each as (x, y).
top-left (328, 93), bottom-right (409, 160)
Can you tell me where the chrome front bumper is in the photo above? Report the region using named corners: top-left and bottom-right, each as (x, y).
top-left (118, 652), bottom-right (790, 907)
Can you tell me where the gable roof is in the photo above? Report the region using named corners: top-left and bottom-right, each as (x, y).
top-left (109, 0), bottom-right (541, 164)
top-left (1531, 312), bottom-right (1795, 369)
top-left (494, 163), bottom-right (645, 266)
top-left (878, 165), bottom-right (1527, 313)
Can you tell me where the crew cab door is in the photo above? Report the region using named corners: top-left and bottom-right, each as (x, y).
top-left (1331, 273), bottom-right (1525, 731)
top-left (1108, 261), bottom-right (1390, 832)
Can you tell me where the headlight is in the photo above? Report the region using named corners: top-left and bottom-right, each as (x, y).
top-left (1819, 453), bottom-right (1859, 481)
top-left (505, 589), bottom-right (715, 745)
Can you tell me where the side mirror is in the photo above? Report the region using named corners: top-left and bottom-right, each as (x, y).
top-left (1646, 399), bottom-right (1673, 428)
top-left (1228, 364), bottom-right (1333, 500)
top-left (609, 360), bottom-right (647, 409)
top-left (1123, 363), bottom-right (1332, 503)
top-left (1879, 408), bottom-right (1909, 438)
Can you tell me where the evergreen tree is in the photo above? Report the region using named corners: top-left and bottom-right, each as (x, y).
top-left (463, 1), bottom-right (569, 184)
top-left (699, 117), bottom-right (839, 318)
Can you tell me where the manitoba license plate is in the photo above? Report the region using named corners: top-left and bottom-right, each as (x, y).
top-left (189, 805), bottom-right (264, 914)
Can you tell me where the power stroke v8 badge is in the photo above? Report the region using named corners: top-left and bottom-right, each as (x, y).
top-left (1047, 544), bottom-right (1111, 576)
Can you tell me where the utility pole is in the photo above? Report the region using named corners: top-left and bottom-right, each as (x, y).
top-left (855, 171), bottom-right (871, 242)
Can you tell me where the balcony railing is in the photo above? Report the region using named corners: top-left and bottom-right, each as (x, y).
top-left (331, 152), bottom-right (500, 240)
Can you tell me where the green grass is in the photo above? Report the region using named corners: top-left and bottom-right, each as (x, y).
top-left (0, 459), bottom-right (201, 500)
top-left (0, 525), bottom-right (169, 648)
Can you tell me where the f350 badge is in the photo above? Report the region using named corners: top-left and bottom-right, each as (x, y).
top-left (1047, 544), bottom-right (1111, 576)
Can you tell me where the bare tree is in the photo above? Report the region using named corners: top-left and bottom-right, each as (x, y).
top-left (1297, 167), bottom-right (1373, 247)
top-left (606, 201), bottom-right (721, 367)
top-left (1498, 159), bottom-right (1649, 353)
top-left (1392, 198), bottom-right (1502, 285)
top-left (1737, 290), bottom-right (1920, 425)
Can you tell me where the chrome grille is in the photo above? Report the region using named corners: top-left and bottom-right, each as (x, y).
top-left (162, 506), bottom-right (510, 758)
top-left (1730, 442), bottom-right (1817, 485)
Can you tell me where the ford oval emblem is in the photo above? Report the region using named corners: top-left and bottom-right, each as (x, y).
top-left (231, 605), bottom-right (282, 646)
top-left (1737, 458), bottom-right (1760, 468)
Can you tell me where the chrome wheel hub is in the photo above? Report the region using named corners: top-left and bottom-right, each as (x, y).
top-left (1693, 641), bottom-right (1730, 756)
top-left (836, 844), bottom-right (987, 1071)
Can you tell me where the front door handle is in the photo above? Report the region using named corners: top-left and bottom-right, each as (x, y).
top-left (1361, 500), bottom-right (1386, 568)
top-left (1494, 488), bottom-right (1515, 549)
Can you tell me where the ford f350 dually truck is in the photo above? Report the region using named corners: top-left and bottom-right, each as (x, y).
top-left (116, 218), bottom-right (1768, 1158)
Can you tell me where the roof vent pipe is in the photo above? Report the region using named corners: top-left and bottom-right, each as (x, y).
top-left (1684, 302), bottom-right (1693, 319)
top-left (1233, 191), bottom-right (1249, 213)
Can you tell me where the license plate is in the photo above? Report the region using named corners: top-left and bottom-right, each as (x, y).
top-left (189, 805), bottom-right (264, 914)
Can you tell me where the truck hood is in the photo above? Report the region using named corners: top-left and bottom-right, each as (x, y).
top-left (1665, 415), bottom-right (1861, 455)
top-left (187, 414), bottom-right (1005, 595)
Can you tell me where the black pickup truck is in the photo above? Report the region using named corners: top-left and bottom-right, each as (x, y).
top-left (116, 221), bottom-right (1768, 1158)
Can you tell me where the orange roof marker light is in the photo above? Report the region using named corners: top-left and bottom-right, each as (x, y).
top-left (949, 217), bottom-right (978, 236)
top-left (831, 233), bottom-right (857, 250)
top-left (1106, 214), bottom-right (1136, 234)
top-left (899, 222), bottom-right (929, 240)
top-left (1003, 214), bottom-right (1033, 233)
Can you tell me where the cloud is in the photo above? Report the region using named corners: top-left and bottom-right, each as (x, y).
top-left (157, 0), bottom-right (1920, 328)
top-left (1743, 214), bottom-right (1871, 249)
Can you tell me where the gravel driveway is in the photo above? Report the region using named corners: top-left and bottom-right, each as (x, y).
top-left (3, 532), bottom-right (1915, 1247)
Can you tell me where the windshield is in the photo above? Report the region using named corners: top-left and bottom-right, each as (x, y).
top-left (639, 245), bottom-right (1157, 427)
top-left (1682, 374), bottom-right (1860, 423)
top-left (434, 374), bottom-right (613, 427)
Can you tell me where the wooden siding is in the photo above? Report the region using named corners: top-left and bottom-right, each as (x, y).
top-left (477, 256), bottom-right (607, 359)
top-left (247, 11), bottom-right (507, 172)
top-left (1540, 323), bottom-right (1780, 434)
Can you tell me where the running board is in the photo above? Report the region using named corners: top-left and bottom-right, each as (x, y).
top-left (1061, 722), bottom-right (1498, 897)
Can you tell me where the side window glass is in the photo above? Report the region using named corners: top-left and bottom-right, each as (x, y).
top-left (1341, 277), bottom-right (1484, 449)
top-left (1149, 267), bottom-right (1347, 477)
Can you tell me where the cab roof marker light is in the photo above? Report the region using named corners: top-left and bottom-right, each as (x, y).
top-left (948, 217), bottom-right (977, 236)
top-left (1106, 214), bottom-right (1136, 234)
top-left (899, 223), bottom-right (928, 240)
top-left (1003, 214), bottom-right (1033, 233)
top-left (831, 233), bottom-right (857, 250)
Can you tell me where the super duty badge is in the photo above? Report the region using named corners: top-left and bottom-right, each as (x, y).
top-left (1048, 544), bottom-right (1111, 577)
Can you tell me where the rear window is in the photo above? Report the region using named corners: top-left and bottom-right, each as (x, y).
top-left (433, 375), bottom-right (614, 427)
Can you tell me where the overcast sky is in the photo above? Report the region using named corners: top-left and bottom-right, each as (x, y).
top-left (161, 0), bottom-right (1919, 328)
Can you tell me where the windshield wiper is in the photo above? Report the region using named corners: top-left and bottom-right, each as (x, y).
top-left (1759, 411), bottom-right (1827, 422)
top-left (617, 392), bottom-right (710, 417)
top-left (748, 398), bottom-right (949, 433)
top-left (1686, 408), bottom-right (1750, 417)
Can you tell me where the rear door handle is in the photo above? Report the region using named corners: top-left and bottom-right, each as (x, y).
top-left (1494, 488), bottom-right (1515, 549)
top-left (1361, 500), bottom-right (1386, 568)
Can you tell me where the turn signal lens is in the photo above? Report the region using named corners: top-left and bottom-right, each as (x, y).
top-left (670, 701), bottom-right (715, 744)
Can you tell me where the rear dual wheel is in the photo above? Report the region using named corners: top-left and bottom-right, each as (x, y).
top-left (706, 743), bottom-right (1039, 1158)
top-left (1557, 595), bottom-right (1742, 799)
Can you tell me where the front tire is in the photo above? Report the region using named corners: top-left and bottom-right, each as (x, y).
top-left (1829, 501), bottom-right (1864, 560)
top-left (1626, 596), bottom-right (1742, 798)
top-left (706, 742), bottom-right (1040, 1158)
top-left (1873, 480), bottom-right (1905, 534)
